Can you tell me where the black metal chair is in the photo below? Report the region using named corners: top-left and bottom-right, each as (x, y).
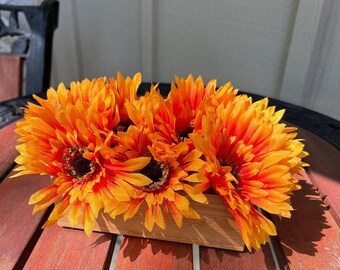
top-left (0, 0), bottom-right (59, 97)
top-left (0, 0), bottom-right (59, 128)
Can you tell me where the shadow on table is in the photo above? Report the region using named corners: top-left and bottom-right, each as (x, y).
top-left (298, 127), bottom-right (340, 185)
top-left (273, 180), bottom-right (330, 263)
top-left (91, 233), bottom-right (114, 247)
top-left (120, 236), bottom-right (192, 262)
top-left (199, 245), bottom-right (276, 270)
top-left (89, 179), bottom-right (330, 267)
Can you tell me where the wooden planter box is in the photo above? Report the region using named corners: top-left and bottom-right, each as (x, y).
top-left (57, 193), bottom-right (244, 251)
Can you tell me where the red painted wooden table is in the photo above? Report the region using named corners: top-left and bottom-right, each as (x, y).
top-left (1, 120), bottom-right (339, 270)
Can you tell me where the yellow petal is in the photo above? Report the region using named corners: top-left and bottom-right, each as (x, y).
top-left (144, 206), bottom-right (155, 231)
top-left (184, 173), bottom-right (207, 183)
top-left (83, 203), bottom-right (94, 236)
top-left (163, 188), bottom-right (175, 201)
top-left (168, 202), bottom-right (183, 228)
top-left (120, 157), bottom-right (151, 171)
top-left (124, 199), bottom-right (143, 221)
top-left (174, 194), bottom-right (190, 211)
top-left (183, 159), bottom-right (205, 172)
top-left (68, 200), bottom-right (82, 226)
top-left (42, 199), bottom-right (70, 228)
top-left (29, 185), bottom-right (57, 204)
top-left (153, 204), bottom-right (166, 230)
top-left (181, 207), bottom-right (200, 219)
top-left (89, 192), bottom-right (102, 217)
top-left (145, 193), bottom-right (155, 206)
top-left (32, 192), bottom-right (60, 215)
top-left (117, 172), bottom-right (152, 186)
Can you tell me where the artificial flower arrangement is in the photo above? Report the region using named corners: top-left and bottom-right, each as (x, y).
top-left (14, 72), bottom-right (308, 251)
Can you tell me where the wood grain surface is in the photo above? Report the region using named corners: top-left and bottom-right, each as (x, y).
top-left (24, 226), bottom-right (114, 270)
top-left (297, 127), bottom-right (340, 226)
top-left (115, 236), bottom-right (193, 270)
top-left (58, 193), bottom-right (244, 251)
top-left (272, 171), bottom-right (340, 269)
top-left (0, 113), bottom-right (338, 269)
top-left (0, 55), bottom-right (22, 102)
top-left (0, 121), bottom-right (19, 180)
top-left (0, 173), bottom-right (51, 270)
top-left (200, 245), bottom-right (276, 270)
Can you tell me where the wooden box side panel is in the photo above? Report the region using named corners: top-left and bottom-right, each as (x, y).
top-left (57, 194), bottom-right (244, 251)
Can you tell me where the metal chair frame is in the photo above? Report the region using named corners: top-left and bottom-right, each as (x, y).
top-left (0, 0), bottom-right (59, 95)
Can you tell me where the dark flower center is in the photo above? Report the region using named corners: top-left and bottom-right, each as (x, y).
top-left (139, 159), bottom-right (169, 192)
top-left (178, 119), bottom-right (195, 141)
top-left (114, 120), bottom-right (132, 133)
top-left (114, 124), bottom-right (127, 132)
top-left (62, 146), bottom-right (99, 181)
top-left (218, 158), bottom-right (240, 190)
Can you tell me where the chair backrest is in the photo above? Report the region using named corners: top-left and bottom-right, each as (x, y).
top-left (0, 0), bottom-right (59, 102)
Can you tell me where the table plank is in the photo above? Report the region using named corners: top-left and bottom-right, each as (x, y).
top-left (0, 121), bottom-right (19, 180)
top-left (272, 172), bottom-right (340, 269)
top-left (24, 226), bottom-right (115, 270)
top-left (200, 245), bottom-right (276, 270)
top-left (115, 236), bottom-right (193, 269)
top-left (0, 173), bottom-right (50, 270)
top-left (297, 127), bottom-right (340, 226)
top-left (1, 114), bottom-right (336, 270)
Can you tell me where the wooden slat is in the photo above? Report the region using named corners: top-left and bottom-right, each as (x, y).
top-left (297, 127), bottom-right (340, 225)
top-left (115, 236), bottom-right (193, 269)
top-left (200, 245), bottom-right (276, 270)
top-left (0, 121), bottom-right (19, 180)
top-left (24, 226), bottom-right (114, 270)
top-left (272, 172), bottom-right (340, 269)
top-left (0, 173), bottom-right (51, 270)
top-left (0, 55), bottom-right (22, 102)
top-left (274, 122), bottom-right (340, 269)
top-left (58, 193), bottom-right (244, 251)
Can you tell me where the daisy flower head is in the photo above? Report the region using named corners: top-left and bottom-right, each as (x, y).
top-left (110, 71), bottom-right (141, 130)
top-left (107, 95), bottom-right (210, 231)
top-left (14, 75), bottom-right (148, 235)
top-left (165, 75), bottom-right (237, 142)
top-left (13, 72), bottom-right (308, 252)
top-left (191, 93), bottom-right (308, 250)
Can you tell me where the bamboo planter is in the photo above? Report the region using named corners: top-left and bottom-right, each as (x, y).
top-left (57, 193), bottom-right (244, 251)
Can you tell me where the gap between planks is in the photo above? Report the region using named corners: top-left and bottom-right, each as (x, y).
top-left (258, 208), bottom-right (287, 270)
top-left (109, 234), bottom-right (123, 270)
top-left (13, 205), bottom-right (54, 270)
top-left (107, 234), bottom-right (284, 269)
top-left (108, 235), bottom-right (201, 270)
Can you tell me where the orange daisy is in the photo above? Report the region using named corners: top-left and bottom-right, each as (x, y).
top-left (13, 71), bottom-right (308, 252)
top-left (111, 71), bottom-right (141, 130)
top-left (104, 125), bottom-right (209, 231)
top-left (191, 94), bottom-right (308, 250)
top-left (125, 85), bottom-right (178, 144)
top-left (165, 75), bottom-right (237, 141)
top-left (108, 88), bottom-right (210, 230)
top-left (14, 77), bottom-right (152, 235)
